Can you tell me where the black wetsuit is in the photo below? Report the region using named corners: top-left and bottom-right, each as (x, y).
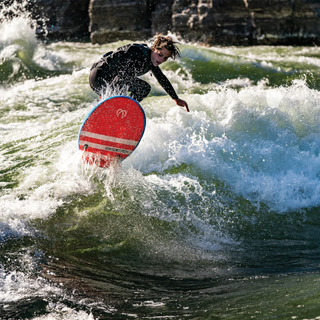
top-left (89, 43), bottom-right (179, 102)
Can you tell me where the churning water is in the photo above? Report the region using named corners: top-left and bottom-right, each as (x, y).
top-left (1, 2), bottom-right (320, 319)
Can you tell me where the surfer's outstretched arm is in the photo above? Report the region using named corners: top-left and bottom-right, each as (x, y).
top-left (174, 98), bottom-right (189, 112)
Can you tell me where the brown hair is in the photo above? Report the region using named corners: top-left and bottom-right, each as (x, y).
top-left (151, 34), bottom-right (181, 60)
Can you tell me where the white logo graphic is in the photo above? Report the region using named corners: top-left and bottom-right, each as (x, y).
top-left (116, 109), bottom-right (127, 119)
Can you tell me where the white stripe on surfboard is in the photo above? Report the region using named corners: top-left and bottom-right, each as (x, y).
top-left (80, 131), bottom-right (138, 146)
top-left (79, 140), bottom-right (132, 155)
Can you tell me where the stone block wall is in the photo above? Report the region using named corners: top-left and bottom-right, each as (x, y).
top-left (30, 0), bottom-right (320, 45)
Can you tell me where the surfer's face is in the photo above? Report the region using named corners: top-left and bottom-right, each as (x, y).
top-left (151, 47), bottom-right (171, 66)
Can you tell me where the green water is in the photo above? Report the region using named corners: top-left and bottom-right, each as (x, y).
top-left (1, 6), bottom-right (320, 319)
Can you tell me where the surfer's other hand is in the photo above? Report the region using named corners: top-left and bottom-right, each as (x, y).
top-left (174, 98), bottom-right (189, 112)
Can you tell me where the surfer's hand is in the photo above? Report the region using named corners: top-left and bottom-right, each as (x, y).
top-left (174, 98), bottom-right (189, 112)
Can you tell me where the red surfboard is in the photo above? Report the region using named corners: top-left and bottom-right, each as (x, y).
top-left (78, 96), bottom-right (146, 167)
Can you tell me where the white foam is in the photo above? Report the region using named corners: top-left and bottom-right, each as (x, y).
top-left (32, 303), bottom-right (97, 320)
top-left (128, 80), bottom-right (320, 213)
top-left (0, 269), bottom-right (61, 304)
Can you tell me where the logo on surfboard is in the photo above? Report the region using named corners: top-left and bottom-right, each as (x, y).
top-left (116, 109), bottom-right (127, 119)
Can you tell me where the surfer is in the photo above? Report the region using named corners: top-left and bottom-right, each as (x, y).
top-left (89, 34), bottom-right (189, 112)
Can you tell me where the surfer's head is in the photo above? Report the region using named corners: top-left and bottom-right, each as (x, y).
top-left (151, 34), bottom-right (181, 62)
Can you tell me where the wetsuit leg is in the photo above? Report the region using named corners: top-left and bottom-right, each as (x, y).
top-left (90, 65), bottom-right (151, 102)
top-left (89, 67), bottom-right (108, 95)
top-left (89, 67), bottom-right (129, 97)
top-left (128, 78), bottom-right (151, 102)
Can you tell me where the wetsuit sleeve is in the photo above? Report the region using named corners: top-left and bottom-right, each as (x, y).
top-left (152, 66), bottom-right (179, 100)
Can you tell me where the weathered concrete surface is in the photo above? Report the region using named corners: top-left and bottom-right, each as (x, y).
top-left (88, 0), bottom-right (151, 44)
top-left (33, 0), bottom-right (91, 40)
top-left (171, 0), bottom-right (320, 45)
top-left (31, 0), bottom-right (320, 45)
